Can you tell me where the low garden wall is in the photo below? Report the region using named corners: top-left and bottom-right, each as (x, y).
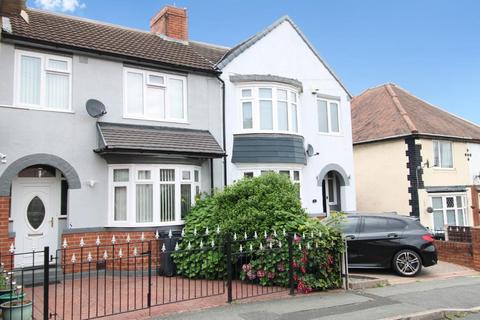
top-left (434, 226), bottom-right (480, 271)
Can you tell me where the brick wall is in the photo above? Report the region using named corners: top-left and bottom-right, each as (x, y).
top-left (435, 227), bottom-right (480, 271)
top-left (61, 231), bottom-right (161, 273)
top-left (0, 197), bottom-right (14, 269)
top-left (434, 240), bottom-right (474, 268)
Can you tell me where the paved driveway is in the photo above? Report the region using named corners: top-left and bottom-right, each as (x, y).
top-left (349, 261), bottom-right (479, 286)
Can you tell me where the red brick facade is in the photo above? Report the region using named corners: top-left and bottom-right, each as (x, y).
top-left (472, 186), bottom-right (480, 226)
top-left (0, 197), bottom-right (14, 269)
top-left (150, 6), bottom-right (188, 41)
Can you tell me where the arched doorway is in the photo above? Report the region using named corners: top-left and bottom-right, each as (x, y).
top-left (0, 154), bottom-right (80, 266)
top-left (318, 164), bottom-right (349, 216)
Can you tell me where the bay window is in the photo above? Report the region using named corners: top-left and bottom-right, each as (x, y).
top-left (239, 85), bottom-right (299, 133)
top-left (124, 67), bottom-right (187, 122)
top-left (15, 50), bottom-right (72, 111)
top-left (110, 165), bottom-right (200, 226)
top-left (433, 140), bottom-right (453, 168)
top-left (431, 195), bottom-right (468, 232)
top-left (241, 168), bottom-right (301, 189)
top-left (317, 98), bottom-right (340, 134)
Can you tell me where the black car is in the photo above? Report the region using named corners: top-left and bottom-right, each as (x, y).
top-left (340, 213), bottom-right (437, 277)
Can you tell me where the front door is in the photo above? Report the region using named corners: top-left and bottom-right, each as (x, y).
top-left (11, 175), bottom-right (60, 267)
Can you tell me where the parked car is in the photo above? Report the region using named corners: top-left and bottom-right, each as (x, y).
top-left (340, 213), bottom-right (438, 277)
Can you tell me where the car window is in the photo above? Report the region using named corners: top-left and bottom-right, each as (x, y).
top-left (340, 217), bottom-right (360, 234)
top-left (363, 217), bottom-right (389, 233)
top-left (363, 217), bottom-right (407, 233)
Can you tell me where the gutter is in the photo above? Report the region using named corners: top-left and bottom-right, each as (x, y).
top-left (215, 74), bottom-right (228, 187)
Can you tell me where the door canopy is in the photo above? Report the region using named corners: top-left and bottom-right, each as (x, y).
top-left (317, 163), bottom-right (350, 186)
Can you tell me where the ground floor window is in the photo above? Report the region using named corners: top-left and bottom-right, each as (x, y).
top-left (110, 164), bottom-right (201, 226)
top-left (431, 194), bottom-right (468, 232)
top-left (240, 168), bottom-right (301, 190)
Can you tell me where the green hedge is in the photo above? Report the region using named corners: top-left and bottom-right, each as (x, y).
top-left (173, 173), bottom-right (344, 292)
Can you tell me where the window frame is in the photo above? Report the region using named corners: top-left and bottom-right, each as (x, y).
top-left (237, 84), bottom-right (300, 134)
top-left (14, 50), bottom-right (73, 112)
top-left (430, 194), bottom-right (468, 232)
top-left (123, 67), bottom-right (188, 123)
top-left (316, 97), bottom-right (341, 135)
top-left (108, 164), bottom-right (201, 227)
top-left (238, 167), bottom-right (301, 191)
top-left (433, 140), bottom-right (454, 169)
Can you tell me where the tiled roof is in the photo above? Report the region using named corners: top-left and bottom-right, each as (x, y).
top-left (2, 9), bottom-right (217, 72)
top-left (96, 122), bottom-right (225, 158)
top-left (351, 83), bottom-right (480, 144)
top-left (190, 41), bottom-right (228, 66)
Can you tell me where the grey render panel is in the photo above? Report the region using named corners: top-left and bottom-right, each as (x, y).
top-left (232, 134), bottom-right (306, 164)
top-left (97, 122), bottom-right (225, 157)
top-left (229, 74), bottom-right (303, 92)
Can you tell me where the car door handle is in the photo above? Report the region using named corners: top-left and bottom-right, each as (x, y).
top-left (345, 235), bottom-right (356, 240)
top-left (387, 233), bottom-right (398, 238)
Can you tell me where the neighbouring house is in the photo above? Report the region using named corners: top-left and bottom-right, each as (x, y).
top-left (352, 83), bottom-right (480, 233)
top-left (195, 16), bottom-right (357, 215)
top-left (0, 6), bottom-right (226, 266)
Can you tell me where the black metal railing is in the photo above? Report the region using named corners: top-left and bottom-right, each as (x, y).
top-left (0, 230), bottom-right (347, 319)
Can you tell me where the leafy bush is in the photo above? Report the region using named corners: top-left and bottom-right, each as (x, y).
top-left (173, 173), bottom-right (344, 292)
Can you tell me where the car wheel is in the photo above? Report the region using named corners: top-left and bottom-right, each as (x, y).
top-left (393, 249), bottom-right (422, 277)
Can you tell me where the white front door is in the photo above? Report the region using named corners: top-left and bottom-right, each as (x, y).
top-left (11, 176), bottom-right (60, 267)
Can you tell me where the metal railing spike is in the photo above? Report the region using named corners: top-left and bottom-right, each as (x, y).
top-left (62, 239), bottom-right (68, 249)
top-left (71, 253), bottom-right (76, 264)
top-left (80, 237), bottom-right (85, 247)
top-left (161, 244), bottom-right (166, 253)
top-left (95, 236), bottom-right (101, 246)
top-left (168, 229), bottom-right (172, 238)
top-left (111, 235), bottom-right (116, 244)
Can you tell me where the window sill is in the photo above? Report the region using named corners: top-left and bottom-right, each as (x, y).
top-left (317, 132), bottom-right (343, 137)
top-left (432, 168), bottom-right (456, 172)
top-left (107, 220), bottom-right (185, 228)
top-left (123, 115), bottom-right (189, 125)
top-left (0, 104), bottom-right (74, 114)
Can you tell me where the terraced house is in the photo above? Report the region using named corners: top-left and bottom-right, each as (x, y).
top-left (0, 3), bottom-right (356, 266)
top-left (352, 83), bottom-right (480, 233)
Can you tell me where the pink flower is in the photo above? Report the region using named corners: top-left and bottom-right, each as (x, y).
top-left (294, 234), bottom-right (301, 244)
top-left (300, 266), bottom-right (306, 274)
top-left (292, 261), bottom-right (299, 269)
top-left (327, 255), bottom-right (334, 266)
top-left (277, 263), bottom-right (285, 272)
top-left (242, 264), bottom-right (251, 272)
top-left (256, 270), bottom-right (266, 278)
top-left (267, 271), bottom-right (276, 279)
top-left (247, 270), bottom-right (256, 280)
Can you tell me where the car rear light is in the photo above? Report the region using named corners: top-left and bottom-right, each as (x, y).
top-left (422, 234), bottom-right (434, 242)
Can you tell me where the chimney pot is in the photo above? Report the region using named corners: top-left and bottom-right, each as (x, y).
top-left (150, 5), bottom-right (188, 41)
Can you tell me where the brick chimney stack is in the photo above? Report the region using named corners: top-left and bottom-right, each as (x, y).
top-left (150, 6), bottom-right (188, 41)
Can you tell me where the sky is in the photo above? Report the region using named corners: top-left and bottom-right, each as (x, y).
top-left (28, 0), bottom-right (480, 125)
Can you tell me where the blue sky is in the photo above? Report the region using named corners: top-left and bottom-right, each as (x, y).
top-left (28, 0), bottom-right (480, 124)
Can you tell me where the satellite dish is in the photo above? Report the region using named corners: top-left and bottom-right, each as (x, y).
top-left (306, 144), bottom-right (315, 157)
top-left (86, 99), bottom-right (107, 118)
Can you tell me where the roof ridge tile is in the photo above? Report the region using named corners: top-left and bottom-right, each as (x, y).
top-left (384, 84), bottom-right (418, 134)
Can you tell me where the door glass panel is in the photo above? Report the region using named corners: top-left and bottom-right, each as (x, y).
top-left (27, 196), bottom-right (45, 230)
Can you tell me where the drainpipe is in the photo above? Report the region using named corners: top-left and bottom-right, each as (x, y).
top-left (216, 74), bottom-right (227, 187)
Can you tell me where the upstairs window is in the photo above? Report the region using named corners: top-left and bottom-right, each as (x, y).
top-left (239, 86), bottom-right (299, 133)
top-left (317, 98), bottom-right (340, 134)
top-left (124, 67), bottom-right (187, 122)
top-left (433, 140), bottom-right (453, 168)
top-left (15, 50), bottom-right (72, 111)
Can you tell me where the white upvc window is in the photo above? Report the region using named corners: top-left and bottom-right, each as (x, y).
top-left (15, 50), bottom-right (72, 111)
top-left (431, 194), bottom-right (468, 232)
top-left (109, 165), bottom-right (200, 226)
top-left (433, 140), bottom-right (453, 168)
top-left (238, 85), bottom-right (299, 134)
top-left (317, 98), bottom-right (340, 134)
top-left (241, 168), bottom-right (301, 190)
top-left (123, 67), bottom-right (187, 122)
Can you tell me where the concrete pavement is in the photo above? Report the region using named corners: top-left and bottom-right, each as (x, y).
top-left (154, 275), bottom-right (480, 320)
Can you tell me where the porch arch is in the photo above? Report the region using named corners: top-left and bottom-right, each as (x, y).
top-left (317, 163), bottom-right (350, 186)
top-left (0, 154), bottom-right (81, 196)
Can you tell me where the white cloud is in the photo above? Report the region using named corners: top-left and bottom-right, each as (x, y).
top-left (34, 0), bottom-right (86, 12)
